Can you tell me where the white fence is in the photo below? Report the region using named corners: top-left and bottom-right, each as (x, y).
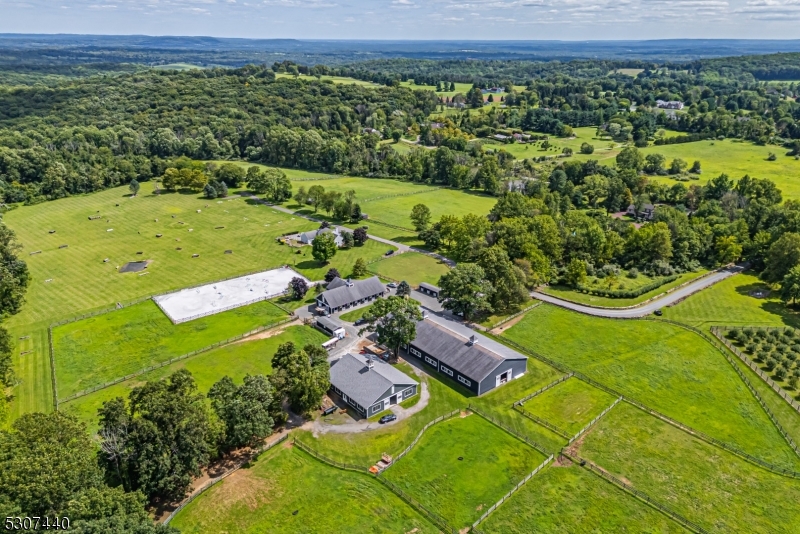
top-left (568, 397), bottom-right (623, 445)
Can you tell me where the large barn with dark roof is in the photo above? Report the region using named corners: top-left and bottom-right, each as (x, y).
top-left (315, 276), bottom-right (386, 314)
top-left (404, 317), bottom-right (527, 395)
top-left (329, 353), bottom-right (418, 417)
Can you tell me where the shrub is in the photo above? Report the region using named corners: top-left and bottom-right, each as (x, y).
top-left (756, 328), bottom-right (768, 338)
top-left (627, 268), bottom-right (639, 279)
top-left (742, 327), bottom-right (754, 338)
top-left (576, 273), bottom-right (679, 299)
top-left (765, 358), bottom-right (777, 371)
top-left (789, 376), bottom-right (798, 390)
top-left (775, 366), bottom-right (787, 380)
top-left (745, 343), bottom-right (757, 354)
top-left (790, 348), bottom-right (800, 359)
top-left (778, 343), bottom-right (790, 354)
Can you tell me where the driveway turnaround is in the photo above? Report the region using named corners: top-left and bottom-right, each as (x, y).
top-left (531, 265), bottom-right (744, 319)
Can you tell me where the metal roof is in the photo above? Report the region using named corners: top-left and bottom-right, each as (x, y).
top-left (329, 353), bottom-right (418, 408)
top-left (319, 276), bottom-right (385, 309)
top-left (326, 277), bottom-right (349, 290)
top-left (418, 282), bottom-right (440, 292)
top-left (316, 316), bottom-right (344, 332)
top-left (411, 317), bottom-right (526, 381)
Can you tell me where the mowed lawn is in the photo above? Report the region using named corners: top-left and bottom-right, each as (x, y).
top-left (3, 180), bottom-right (391, 418)
top-left (503, 304), bottom-right (799, 467)
top-left (665, 272), bottom-right (800, 329)
top-left (171, 445), bottom-right (438, 534)
top-left (61, 326), bottom-right (327, 431)
top-left (522, 378), bottom-right (617, 435)
top-left (383, 414), bottom-right (546, 528)
top-left (52, 299), bottom-right (288, 399)
top-left (368, 252), bottom-right (450, 286)
top-left (540, 270), bottom-right (708, 308)
top-left (480, 464), bottom-right (682, 534)
top-left (580, 403), bottom-right (800, 533)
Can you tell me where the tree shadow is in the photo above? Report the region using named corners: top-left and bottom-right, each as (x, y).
top-left (296, 260), bottom-right (325, 270)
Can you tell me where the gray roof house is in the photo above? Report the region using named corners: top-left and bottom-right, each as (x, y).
top-left (299, 228), bottom-right (343, 246)
top-left (316, 276), bottom-right (386, 314)
top-left (405, 318), bottom-right (527, 395)
top-left (329, 353), bottom-right (419, 417)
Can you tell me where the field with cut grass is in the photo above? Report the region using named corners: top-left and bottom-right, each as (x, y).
top-left (53, 299), bottom-right (287, 399)
top-left (171, 445), bottom-right (437, 534)
top-left (521, 378), bottom-right (616, 435)
top-left (579, 403), bottom-right (800, 533)
top-left (480, 463), bottom-right (683, 533)
top-left (3, 179), bottom-right (391, 419)
top-left (368, 252), bottom-right (450, 286)
top-left (665, 272), bottom-right (800, 328)
top-left (541, 270), bottom-right (708, 308)
top-left (383, 414), bottom-right (546, 528)
top-left (61, 325), bottom-right (326, 431)
top-left (503, 304), bottom-right (800, 467)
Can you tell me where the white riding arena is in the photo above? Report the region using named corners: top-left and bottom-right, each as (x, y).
top-left (153, 266), bottom-right (308, 324)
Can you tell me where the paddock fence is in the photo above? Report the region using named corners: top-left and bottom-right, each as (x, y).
top-left (471, 454), bottom-right (554, 529)
top-left (561, 450), bottom-right (711, 534)
top-left (488, 301), bottom-right (542, 330)
top-left (48, 328), bottom-right (58, 411)
top-left (161, 291), bottom-right (293, 325)
top-left (389, 409), bottom-right (461, 467)
top-left (57, 317), bottom-right (297, 405)
top-left (567, 397), bottom-right (622, 445)
top-left (513, 406), bottom-right (571, 440)
top-left (513, 373), bottom-right (573, 406)
top-left (374, 475), bottom-right (459, 534)
top-left (493, 334), bottom-right (800, 479)
top-left (711, 327), bottom-right (800, 414)
top-left (163, 433), bottom-right (289, 525)
top-left (467, 405), bottom-right (552, 457)
top-left (292, 438), bottom-right (369, 474)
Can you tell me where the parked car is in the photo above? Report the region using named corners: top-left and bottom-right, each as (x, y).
top-left (379, 414), bottom-right (397, 424)
top-left (654, 309), bottom-right (663, 316)
top-left (385, 250), bottom-right (394, 256)
top-left (354, 317), bottom-right (367, 326)
top-left (387, 282), bottom-right (397, 288)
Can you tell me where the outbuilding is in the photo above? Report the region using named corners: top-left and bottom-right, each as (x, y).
top-left (417, 282), bottom-right (441, 298)
top-left (329, 353), bottom-right (419, 417)
top-left (316, 276), bottom-right (386, 315)
top-left (404, 317), bottom-right (526, 395)
top-left (316, 316), bottom-right (346, 339)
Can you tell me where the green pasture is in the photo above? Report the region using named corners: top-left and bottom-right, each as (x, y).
top-left (61, 326), bottom-right (326, 431)
top-left (52, 299), bottom-right (287, 399)
top-left (612, 68), bottom-right (645, 77)
top-left (503, 304), bottom-right (799, 467)
top-left (580, 403), bottom-right (800, 533)
top-left (641, 139), bottom-right (800, 199)
top-left (368, 252), bottom-right (450, 286)
top-left (522, 378), bottom-right (616, 435)
top-left (480, 464), bottom-right (683, 533)
top-left (275, 73), bottom-right (382, 87)
top-left (171, 445), bottom-right (437, 534)
top-left (383, 414), bottom-right (546, 528)
top-left (541, 270), bottom-right (708, 308)
top-left (3, 180), bottom-right (389, 419)
top-left (665, 272), bottom-right (800, 328)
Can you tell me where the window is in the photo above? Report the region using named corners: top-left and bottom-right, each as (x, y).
top-left (410, 347), bottom-right (422, 358)
top-left (424, 356), bottom-right (437, 367)
top-left (458, 375), bottom-right (471, 387)
top-left (402, 387), bottom-right (414, 398)
top-left (440, 365), bottom-right (453, 377)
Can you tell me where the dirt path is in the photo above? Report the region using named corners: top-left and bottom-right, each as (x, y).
top-left (234, 319), bottom-right (300, 343)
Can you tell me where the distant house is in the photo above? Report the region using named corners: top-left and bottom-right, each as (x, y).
top-left (362, 128), bottom-right (383, 137)
top-left (417, 282), bottom-right (440, 299)
top-left (316, 276), bottom-right (386, 314)
top-left (627, 203), bottom-right (656, 220)
top-left (298, 227), bottom-right (343, 247)
top-left (316, 316), bottom-right (346, 340)
top-left (512, 133), bottom-right (531, 142)
top-left (656, 100), bottom-right (685, 110)
top-left (493, 134), bottom-right (510, 141)
top-left (429, 122), bottom-right (444, 130)
top-left (404, 317), bottom-right (527, 395)
top-left (329, 353), bottom-right (418, 417)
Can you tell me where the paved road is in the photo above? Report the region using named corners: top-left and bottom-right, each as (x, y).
top-left (531, 265), bottom-right (744, 318)
top-left (252, 195), bottom-right (454, 266)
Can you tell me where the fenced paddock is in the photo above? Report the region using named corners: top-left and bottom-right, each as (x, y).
top-left (154, 266), bottom-right (308, 324)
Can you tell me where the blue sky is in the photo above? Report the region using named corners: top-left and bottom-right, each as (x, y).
top-left (1, 0), bottom-right (799, 40)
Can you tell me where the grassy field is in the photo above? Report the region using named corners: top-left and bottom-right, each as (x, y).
top-left (61, 326), bottom-right (326, 430)
top-left (3, 180), bottom-right (391, 419)
top-left (383, 414), bottom-right (546, 529)
top-left (52, 299), bottom-right (287, 400)
top-left (579, 403), bottom-right (800, 533)
top-left (665, 272), bottom-right (800, 329)
top-left (480, 464), bottom-right (683, 533)
top-left (503, 304), bottom-right (799, 467)
top-left (368, 253), bottom-right (450, 286)
top-left (522, 378), bottom-right (616, 435)
top-left (275, 73), bottom-right (382, 87)
top-left (171, 445), bottom-right (437, 534)
top-left (541, 270), bottom-right (708, 308)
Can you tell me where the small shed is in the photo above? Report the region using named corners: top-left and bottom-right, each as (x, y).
top-left (418, 282), bottom-right (441, 298)
top-left (316, 316), bottom-right (346, 340)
